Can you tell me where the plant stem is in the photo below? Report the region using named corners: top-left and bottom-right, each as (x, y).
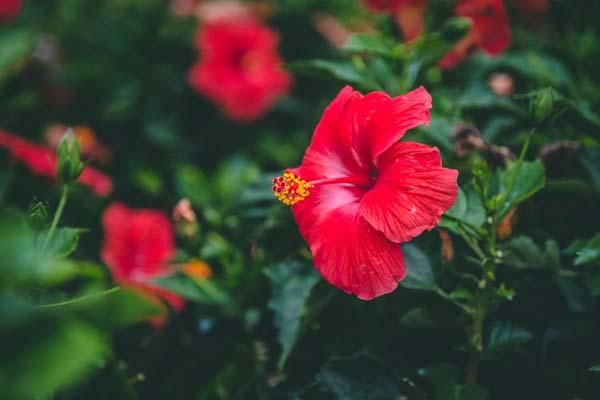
top-left (37, 287), bottom-right (120, 309)
top-left (41, 184), bottom-right (69, 256)
top-left (466, 292), bottom-right (487, 384)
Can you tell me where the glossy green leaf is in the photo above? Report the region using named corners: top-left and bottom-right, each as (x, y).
top-left (401, 243), bottom-right (436, 291)
top-left (264, 261), bottom-right (320, 369)
top-left (440, 187), bottom-right (486, 234)
top-left (482, 321), bottom-right (533, 360)
top-left (494, 160), bottom-right (546, 220)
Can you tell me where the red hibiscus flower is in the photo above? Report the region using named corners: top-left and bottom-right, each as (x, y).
top-left (272, 86), bottom-right (458, 300)
top-left (439, 0), bottom-right (511, 69)
top-left (363, 0), bottom-right (428, 42)
top-left (0, 130), bottom-right (112, 197)
top-left (0, 0), bottom-right (22, 22)
top-left (101, 203), bottom-right (185, 314)
top-left (188, 18), bottom-right (292, 122)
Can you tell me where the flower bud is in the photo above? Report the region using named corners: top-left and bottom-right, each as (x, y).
top-left (56, 128), bottom-right (85, 183)
top-left (530, 87), bottom-right (555, 124)
top-left (26, 197), bottom-right (50, 231)
top-left (441, 17), bottom-right (472, 43)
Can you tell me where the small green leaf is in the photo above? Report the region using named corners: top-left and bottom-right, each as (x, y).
top-left (572, 233), bottom-right (600, 266)
top-left (440, 187), bottom-right (486, 234)
top-left (495, 160), bottom-right (546, 220)
top-left (36, 227), bottom-right (88, 259)
top-left (287, 60), bottom-right (375, 88)
top-left (401, 243), bottom-right (436, 291)
top-left (0, 27), bottom-right (35, 82)
top-left (342, 33), bottom-right (396, 58)
top-left (154, 274), bottom-right (230, 306)
top-left (482, 321), bottom-right (533, 360)
top-left (264, 261), bottom-right (320, 369)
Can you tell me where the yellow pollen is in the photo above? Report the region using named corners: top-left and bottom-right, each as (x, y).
top-left (272, 172), bottom-right (313, 206)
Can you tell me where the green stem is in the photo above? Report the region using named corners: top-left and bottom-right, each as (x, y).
top-left (41, 184), bottom-right (69, 256)
top-left (466, 297), bottom-right (486, 384)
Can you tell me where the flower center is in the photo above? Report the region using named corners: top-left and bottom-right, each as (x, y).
top-left (272, 172), bottom-right (313, 206)
top-left (272, 172), bottom-right (374, 206)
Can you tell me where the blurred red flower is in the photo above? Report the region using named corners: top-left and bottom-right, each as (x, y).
top-left (0, 0), bottom-right (22, 22)
top-left (101, 203), bottom-right (185, 314)
top-left (0, 130), bottom-right (112, 196)
top-left (273, 86), bottom-right (458, 300)
top-left (363, 0), bottom-right (427, 42)
top-left (439, 0), bottom-right (511, 69)
top-left (188, 18), bottom-right (291, 122)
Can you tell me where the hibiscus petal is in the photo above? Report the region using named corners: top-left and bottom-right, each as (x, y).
top-left (360, 142), bottom-right (458, 243)
top-left (297, 86), bottom-right (366, 181)
top-left (351, 86), bottom-right (432, 166)
top-left (292, 193), bottom-right (406, 300)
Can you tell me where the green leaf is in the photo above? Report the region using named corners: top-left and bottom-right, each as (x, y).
top-left (503, 236), bottom-right (560, 270)
top-left (0, 317), bottom-right (109, 399)
top-left (482, 321), bottom-right (533, 360)
top-left (154, 274), bottom-right (231, 306)
top-left (0, 27), bottom-right (35, 83)
top-left (41, 287), bottom-right (162, 330)
top-left (573, 233), bottom-right (600, 266)
top-left (0, 210), bottom-right (79, 287)
top-left (440, 187), bottom-right (486, 234)
top-left (315, 354), bottom-right (405, 400)
top-left (36, 227), bottom-right (88, 259)
top-left (175, 164), bottom-right (212, 206)
top-left (401, 243), bottom-right (436, 291)
top-left (215, 155), bottom-right (260, 203)
top-left (264, 261), bottom-right (320, 369)
top-left (342, 33), bottom-right (396, 58)
top-left (287, 59), bottom-right (375, 88)
top-left (494, 160), bottom-right (546, 220)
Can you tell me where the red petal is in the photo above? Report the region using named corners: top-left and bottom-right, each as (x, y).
top-left (360, 142), bottom-right (458, 243)
top-left (101, 203), bottom-right (175, 283)
top-left (296, 86), bottom-right (366, 181)
top-left (79, 167), bottom-right (113, 197)
top-left (394, 0), bottom-right (428, 42)
top-left (292, 191), bottom-right (405, 300)
top-left (350, 86), bottom-right (432, 166)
